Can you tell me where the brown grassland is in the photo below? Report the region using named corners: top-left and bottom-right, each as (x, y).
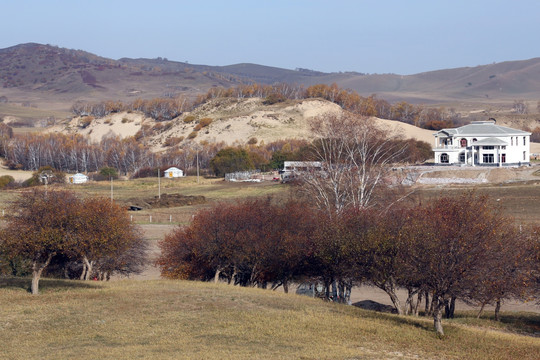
top-left (1, 176), bottom-right (540, 359)
top-left (0, 279), bottom-right (539, 360)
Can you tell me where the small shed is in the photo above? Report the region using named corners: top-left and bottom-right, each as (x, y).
top-left (164, 167), bottom-right (184, 178)
top-left (69, 173), bottom-right (88, 184)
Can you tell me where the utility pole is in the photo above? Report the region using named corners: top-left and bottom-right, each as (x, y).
top-left (110, 177), bottom-right (113, 204)
top-left (158, 168), bottom-right (161, 199)
top-left (196, 149), bottom-right (200, 184)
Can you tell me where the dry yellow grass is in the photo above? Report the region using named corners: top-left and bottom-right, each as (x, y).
top-left (0, 278), bottom-right (538, 360)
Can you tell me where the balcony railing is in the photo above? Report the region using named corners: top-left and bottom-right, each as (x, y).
top-left (434, 145), bottom-right (462, 150)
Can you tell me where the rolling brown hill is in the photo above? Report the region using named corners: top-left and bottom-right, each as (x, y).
top-left (338, 57), bottom-right (540, 103)
top-left (1, 43), bottom-right (540, 116)
top-left (0, 43), bottom-right (245, 110)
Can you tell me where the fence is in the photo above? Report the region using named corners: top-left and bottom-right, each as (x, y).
top-left (0, 209), bottom-right (188, 226)
top-left (225, 170), bottom-right (279, 182)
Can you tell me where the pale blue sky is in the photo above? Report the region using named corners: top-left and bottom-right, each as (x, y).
top-left (2, 0), bottom-right (539, 74)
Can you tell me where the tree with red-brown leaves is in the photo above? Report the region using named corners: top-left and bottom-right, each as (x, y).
top-left (68, 196), bottom-right (147, 281)
top-left (401, 192), bottom-right (514, 336)
top-left (459, 223), bottom-right (535, 321)
top-left (157, 198), bottom-right (315, 291)
top-left (1, 189), bottom-right (80, 294)
top-left (0, 189), bottom-right (148, 294)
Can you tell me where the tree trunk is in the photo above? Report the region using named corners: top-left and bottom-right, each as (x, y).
top-left (344, 283), bottom-right (352, 305)
top-left (80, 261), bottom-right (87, 280)
top-left (413, 292), bottom-right (421, 316)
top-left (477, 302), bottom-right (486, 318)
top-left (376, 278), bottom-right (403, 315)
top-left (449, 297), bottom-right (456, 319)
top-left (428, 293), bottom-right (436, 317)
top-left (331, 280), bottom-right (338, 301)
top-left (404, 288), bottom-right (419, 316)
top-left (338, 281), bottom-right (345, 303)
top-left (214, 268), bottom-right (221, 283)
top-left (494, 299), bottom-right (502, 321)
top-left (444, 296), bottom-right (456, 319)
top-left (433, 298), bottom-right (445, 337)
top-left (230, 267), bottom-right (238, 286)
top-left (31, 254), bottom-right (53, 295)
top-left (83, 256), bottom-right (94, 281)
top-left (424, 290), bottom-right (431, 316)
top-left (324, 279), bottom-right (332, 300)
top-left (283, 279), bottom-right (289, 294)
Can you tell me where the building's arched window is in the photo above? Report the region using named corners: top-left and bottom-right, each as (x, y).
top-left (440, 153), bottom-right (449, 163)
top-left (460, 138), bottom-right (467, 147)
top-left (472, 138), bottom-right (477, 142)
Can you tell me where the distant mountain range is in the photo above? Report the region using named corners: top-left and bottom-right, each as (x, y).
top-left (1, 43), bottom-right (540, 111)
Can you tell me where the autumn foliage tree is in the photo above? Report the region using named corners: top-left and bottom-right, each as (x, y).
top-left (401, 193), bottom-right (518, 336)
top-left (157, 198), bottom-right (315, 291)
top-left (1, 189), bottom-right (80, 294)
top-left (0, 189), bottom-right (148, 294)
top-left (69, 197), bottom-right (147, 280)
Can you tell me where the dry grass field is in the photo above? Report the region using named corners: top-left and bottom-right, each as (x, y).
top-left (1, 173), bottom-right (539, 359)
top-left (0, 279), bottom-right (538, 360)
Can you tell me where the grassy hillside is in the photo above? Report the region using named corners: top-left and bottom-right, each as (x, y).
top-left (0, 278), bottom-right (538, 360)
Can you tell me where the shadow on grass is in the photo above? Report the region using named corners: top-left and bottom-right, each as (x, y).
top-left (452, 310), bottom-right (540, 337)
top-left (353, 300), bottom-right (397, 314)
top-left (0, 276), bottom-right (104, 293)
top-left (351, 301), bottom-right (434, 333)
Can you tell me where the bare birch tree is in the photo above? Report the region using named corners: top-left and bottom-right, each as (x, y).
top-left (299, 112), bottom-right (407, 215)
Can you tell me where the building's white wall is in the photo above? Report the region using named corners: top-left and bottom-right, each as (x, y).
top-left (165, 168), bottom-right (183, 177)
top-left (434, 134), bottom-right (530, 165)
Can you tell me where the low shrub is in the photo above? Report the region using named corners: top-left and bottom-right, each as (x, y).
top-left (183, 115), bottom-right (196, 123)
top-left (263, 93), bottom-right (286, 105)
top-left (163, 136), bottom-right (184, 147)
top-left (199, 117), bottom-right (213, 127)
top-left (79, 116), bottom-right (94, 129)
top-left (0, 175), bottom-right (15, 189)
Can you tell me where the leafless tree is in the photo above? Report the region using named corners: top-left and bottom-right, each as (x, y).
top-left (298, 113), bottom-right (407, 215)
top-left (512, 99), bottom-right (528, 114)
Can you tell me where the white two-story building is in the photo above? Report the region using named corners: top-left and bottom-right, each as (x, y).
top-left (433, 120), bottom-right (531, 166)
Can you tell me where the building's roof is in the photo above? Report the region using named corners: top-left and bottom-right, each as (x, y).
top-left (283, 161), bottom-right (322, 167)
top-left (71, 173), bottom-right (88, 178)
top-left (472, 137), bottom-right (508, 146)
top-left (434, 121), bottom-right (531, 137)
top-left (165, 167), bottom-right (182, 172)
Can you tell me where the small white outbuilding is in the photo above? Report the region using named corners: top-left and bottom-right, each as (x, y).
top-left (68, 173), bottom-right (89, 184)
top-left (163, 167), bottom-right (184, 178)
